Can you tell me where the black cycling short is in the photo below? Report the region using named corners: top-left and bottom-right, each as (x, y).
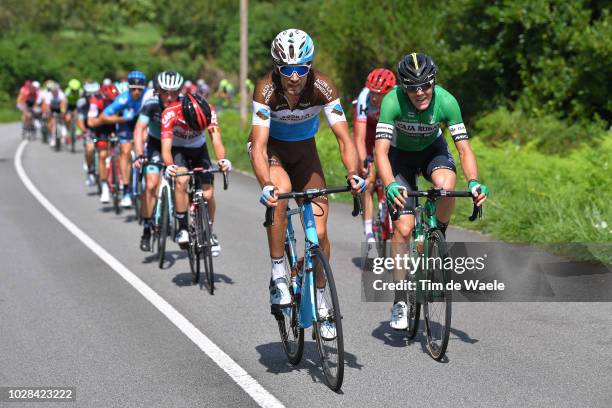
top-left (68, 102), bottom-right (77, 112)
top-left (25, 98), bottom-right (35, 108)
top-left (171, 144), bottom-right (214, 185)
top-left (389, 135), bottom-right (456, 219)
top-left (50, 105), bottom-right (62, 114)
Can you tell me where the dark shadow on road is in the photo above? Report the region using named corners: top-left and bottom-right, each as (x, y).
top-left (173, 272), bottom-right (235, 289)
top-left (150, 250), bottom-right (187, 269)
top-left (371, 320), bottom-right (424, 348)
top-left (255, 341), bottom-right (362, 391)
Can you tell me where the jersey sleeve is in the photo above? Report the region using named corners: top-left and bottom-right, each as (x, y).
top-left (251, 77), bottom-right (272, 128)
top-left (103, 93), bottom-right (128, 116)
top-left (137, 100), bottom-right (154, 125)
top-left (375, 90), bottom-right (399, 141)
top-left (354, 88), bottom-right (370, 123)
top-left (440, 90), bottom-right (468, 142)
top-left (160, 106), bottom-right (176, 140)
top-left (313, 73), bottom-right (347, 126)
top-left (208, 104), bottom-right (219, 130)
top-left (87, 99), bottom-right (100, 118)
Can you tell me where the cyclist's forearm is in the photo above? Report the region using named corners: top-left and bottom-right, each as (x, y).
top-left (374, 140), bottom-right (394, 186)
top-left (161, 139), bottom-right (173, 165)
top-left (456, 140), bottom-right (479, 182)
top-left (332, 121), bottom-right (359, 176)
top-left (251, 145), bottom-right (271, 186)
top-left (133, 121), bottom-right (146, 157)
top-left (209, 128), bottom-right (225, 160)
top-left (353, 121), bottom-right (367, 163)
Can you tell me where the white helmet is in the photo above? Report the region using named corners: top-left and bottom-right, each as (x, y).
top-left (84, 81), bottom-right (100, 95)
top-left (271, 29), bottom-right (315, 65)
top-left (32, 81), bottom-right (40, 89)
top-left (156, 71), bottom-right (184, 91)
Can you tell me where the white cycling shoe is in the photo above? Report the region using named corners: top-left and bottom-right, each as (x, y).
top-left (100, 184), bottom-right (110, 204)
top-left (176, 229), bottom-right (189, 248)
top-left (316, 293), bottom-right (337, 341)
top-left (211, 234), bottom-right (221, 257)
top-left (390, 301), bottom-right (408, 330)
top-left (120, 194), bottom-right (132, 208)
top-left (270, 277), bottom-right (291, 306)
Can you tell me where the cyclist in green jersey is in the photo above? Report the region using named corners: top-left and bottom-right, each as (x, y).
top-left (374, 53), bottom-right (489, 330)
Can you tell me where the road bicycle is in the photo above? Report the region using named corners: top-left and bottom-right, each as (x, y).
top-left (175, 167), bottom-right (228, 293)
top-left (264, 185), bottom-right (360, 391)
top-left (67, 110), bottom-right (77, 153)
top-left (21, 109), bottom-right (36, 141)
top-left (401, 186), bottom-right (481, 361)
top-left (151, 167), bottom-right (175, 269)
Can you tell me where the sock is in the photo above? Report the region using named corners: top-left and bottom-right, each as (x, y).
top-left (176, 211), bottom-right (188, 230)
top-left (364, 219), bottom-right (373, 236)
top-left (394, 286), bottom-right (407, 304)
top-left (437, 218), bottom-right (449, 237)
top-left (123, 184), bottom-right (129, 194)
top-left (271, 256), bottom-right (285, 281)
top-left (143, 218), bottom-right (152, 235)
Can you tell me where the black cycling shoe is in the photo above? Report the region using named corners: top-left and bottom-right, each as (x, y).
top-left (140, 233), bottom-right (151, 252)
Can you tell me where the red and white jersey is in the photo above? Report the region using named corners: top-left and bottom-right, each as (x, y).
top-left (161, 101), bottom-right (218, 148)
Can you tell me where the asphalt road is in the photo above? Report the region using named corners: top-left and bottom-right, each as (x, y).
top-left (1, 122), bottom-right (611, 407)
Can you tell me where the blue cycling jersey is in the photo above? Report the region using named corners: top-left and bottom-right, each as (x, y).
top-left (103, 89), bottom-right (146, 133)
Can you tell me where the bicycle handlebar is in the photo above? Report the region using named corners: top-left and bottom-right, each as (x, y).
top-left (174, 167), bottom-right (229, 190)
top-left (404, 187), bottom-right (483, 222)
top-left (264, 185), bottom-right (362, 227)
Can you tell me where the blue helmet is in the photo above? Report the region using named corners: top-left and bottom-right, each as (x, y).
top-left (127, 70), bottom-right (147, 87)
top-left (271, 29), bottom-right (315, 65)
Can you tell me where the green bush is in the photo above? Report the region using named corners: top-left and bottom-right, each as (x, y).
top-left (474, 107), bottom-right (609, 154)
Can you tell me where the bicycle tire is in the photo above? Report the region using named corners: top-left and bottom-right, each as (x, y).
top-left (111, 154), bottom-right (121, 215)
top-left (198, 198), bottom-right (214, 294)
top-left (311, 247), bottom-right (344, 391)
top-left (54, 122), bottom-right (61, 152)
top-left (406, 265), bottom-right (421, 340)
top-left (189, 206), bottom-right (201, 283)
top-left (157, 188), bottom-right (169, 269)
top-left (70, 123), bottom-right (76, 153)
top-left (276, 253), bottom-right (304, 365)
top-left (423, 229), bottom-right (452, 360)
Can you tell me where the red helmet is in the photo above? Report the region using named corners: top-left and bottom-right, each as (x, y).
top-left (182, 93), bottom-right (211, 131)
top-left (100, 83), bottom-right (119, 101)
top-left (366, 68), bottom-right (396, 94)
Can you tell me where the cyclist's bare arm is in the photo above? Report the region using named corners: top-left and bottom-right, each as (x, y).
top-left (208, 127), bottom-right (226, 161)
top-left (374, 138), bottom-right (395, 187)
top-left (250, 125), bottom-right (272, 186)
top-left (331, 121), bottom-right (360, 177)
top-left (133, 119), bottom-right (147, 158)
top-left (97, 113), bottom-right (126, 125)
top-left (454, 139), bottom-right (479, 183)
top-left (353, 121), bottom-right (368, 172)
top-left (161, 137), bottom-right (173, 166)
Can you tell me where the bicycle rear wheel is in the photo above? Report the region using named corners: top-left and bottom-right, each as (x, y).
top-left (423, 229), bottom-right (452, 360)
top-left (157, 188), bottom-right (169, 269)
top-left (198, 198), bottom-right (214, 294)
top-left (275, 254), bottom-right (304, 365)
top-left (311, 247), bottom-right (344, 391)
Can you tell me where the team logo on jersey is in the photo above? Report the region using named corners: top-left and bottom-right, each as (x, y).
top-left (256, 108), bottom-right (270, 121)
top-left (331, 103), bottom-right (344, 116)
top-left (161, 110), bottom-right (176, 126)
top-left (395, 121), bottom-right (439, 135)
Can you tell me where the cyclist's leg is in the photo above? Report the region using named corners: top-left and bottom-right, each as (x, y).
top-left (362, 162), bottom-right (376, 242)
top-left (170, 147), bottom-right (190, 241)
top-left (143, 138), bottom-right (164, 222)
top-left (118, 134), bottom-right (133, 197)
top-left (424, 137), bottom-right (457, 235)
top-left (96, 137), bottom-right (110, 202)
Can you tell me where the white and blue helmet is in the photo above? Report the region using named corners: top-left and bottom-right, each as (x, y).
top-left (271, 29), bottom-right (315, 65)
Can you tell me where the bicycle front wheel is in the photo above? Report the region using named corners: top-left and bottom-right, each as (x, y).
top-left (111, 155), bottom-right (121, 215)
top-left (276, 254), bottom-right (304, 365)
top-left (198, 198), bottom-right (214, 294)
top-left (423, 229), bottom-right (452, 360)
top-left (311, 247), bottom-right (344, 391)
top-left (157, 188), bottom-right (169, 269)
top-left (54, 123), bottom-right (61, 152)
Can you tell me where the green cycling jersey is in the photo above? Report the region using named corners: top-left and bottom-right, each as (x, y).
top-left (64, 88), bottom-right (82, 107)
top-left (375, 85), bottom-right (468, 152)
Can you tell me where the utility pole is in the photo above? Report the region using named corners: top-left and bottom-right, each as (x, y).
top-left (239, 0), bottom-right (248, 128)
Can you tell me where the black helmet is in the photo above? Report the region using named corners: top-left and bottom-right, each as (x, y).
top-left (182, 93), bottom-right (211, 131)
top-left (397, 53), bottom-right (436, 88)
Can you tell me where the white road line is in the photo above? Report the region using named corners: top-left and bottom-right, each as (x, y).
top-left (14, 140), bottom-right (284, 408)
